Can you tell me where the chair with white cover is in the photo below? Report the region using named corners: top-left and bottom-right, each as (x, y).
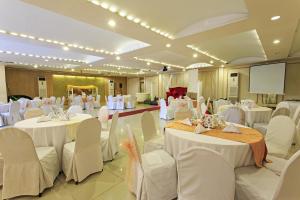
top-left (98, 106), bottom-right (109, 130)
top-left (0, 127), bottom-right (59, 199)
top-left (125, 95), bottom-right (136, 109)
top-left (49, 96), bottom-right (56, 105)
top-left (235, 150), bottom-right (300, 200)
top-left (254, 104), bottom-right (291, 135)
top-left (107, 95), bottom-right (117, 110)
top-left (55, 97), bottom-right (61, 106)
top-left (24, 108), bottom-right (44, 119)
top-left (177, 147), bottom-right (235, 200)
top-left (124, 126), bottom-right (177, 200)
top-left (159, 99), bottom-right (174, 120)
top-left (94, 95), bottom-right (101, 108)
top-left (141, 111), bottom-right (164, 153)
top-left (265, 116), bottom-right (295, 158)
top-left (173, 100), bottom-right (193, 120)
top-left (61, 96), bottom-right (65, 108)
top-left (72, 95), bottom-right (83, 107)
top-left (101, 112), bottom-right (119, 161)
top-left (167, 96), bottom-right (174, 105)
top-left (292, 106), bottom-right (300, 125)
top-left (221, 105), bottom-right (245, 125)
top-left (214, 99), bottom-right (231, 114)
top-left (1, 101), bottom-right (21, 125)
top-left (116, 95), bottom-right (125, 110)
top-left (67, 105), bottom-right (83, 114)
top-left (62, 118), bottom-right (103, 183)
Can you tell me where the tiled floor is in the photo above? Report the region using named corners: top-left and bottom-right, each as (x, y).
top-left (0, 110), bottom-right (168, 200)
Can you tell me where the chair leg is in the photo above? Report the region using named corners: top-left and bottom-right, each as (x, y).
top-left (75, 181), bottom-right (79, 185)
top-left (39, 193), bottom-right (42, 197)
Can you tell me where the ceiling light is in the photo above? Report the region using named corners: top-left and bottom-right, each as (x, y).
top-left (62, 46), bottom-right (69, 51)
top-left (134, 57), bottom-right (184, 69)
top-left (108, 20), bottom-right (116, 27)
top-left (33, 64), bottom-right (38, 68)
top-left (147, 62), bottom-right (150, 66)
top-left (210, 60), bottom-right (214, 64)
top-left (119, 10), bottom-right (127, 17)
top-left (100, 2), bottom-right (109, 9)
top-left (193, 53), bottom-right (198, 58)
top-left (273, 39), bottom-right (280, 44)
top-left (133, 18), bottom-right (141, 23)
top-left (187, 45), bottom-right (227, 64)
top-left (109, 5), bottom-right (118, 13)
top-left (221, 64), bottom-right (225, 67)
top-left (127, 15), bottom-right (134, 21)
top-left (90, 0), bottom-right (100, 5)
top-left (116, 56), bottom-right (121, 60)
top-left (166, 43), bottom-right (171, 48)
top-left (271, 16), bottom-right (281, 21)
top-left (71, 69), bottom-right (75, 72)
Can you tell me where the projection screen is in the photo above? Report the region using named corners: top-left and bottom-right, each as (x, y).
top-left (249, 63), bottom-right (286, 94)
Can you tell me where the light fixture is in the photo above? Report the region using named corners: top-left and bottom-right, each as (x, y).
top-left (71, 69), bottom-right (75, 72)
top-left (116, 56), bottom-right (121, 60)
top-left (166, 43), bottom-right (171, 48)
top-left (273, 39), bottom-right (280, 44)
top-left (108, 20), bottom-right (116, 27)
top-left (0, 28), bottom-right (117, 55)
top-left (187, 44), bottom-right (227, 64)
top-left (134, 57), bottom-right (184, 69)
top-left (221, 64), bottom-right (225, 68)
top-left (87, 0), bottom-right (174, 40)
top-left (210, 60), bottom-right (214, 64)
top-left (147, 62), bottom-right (150, 66)
top-left (186, 63), bottom-right (212, 69)
top-left (33, 64), bottom-right (38, 68)
top-left (193, 53), bottom-right (198, 58)
top-left (11, 62), bottom-right (65, 69)
top-left (62, 46), bottom-right (69, 51)
top-left (271, 16), bottom-right (281, 21)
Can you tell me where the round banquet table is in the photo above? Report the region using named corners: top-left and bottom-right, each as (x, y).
top-left (242, 106), bottom-right (272, 127)
top-left (164, 126), bottom-right (258, 168)
top-left (14, 113), bottom-right (92, 167)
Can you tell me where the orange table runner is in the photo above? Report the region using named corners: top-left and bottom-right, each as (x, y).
top-left (165, 121), bottom-right (267, 167)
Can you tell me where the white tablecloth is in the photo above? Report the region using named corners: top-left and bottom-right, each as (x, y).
top-left (242, 106), bottom-right (272, 127)
top-left (14, 114), bottom-right (92, 167)
top-left (0, 104), bottom-right (9, 113)
top-left (164, 128), bottom-right (255, 168)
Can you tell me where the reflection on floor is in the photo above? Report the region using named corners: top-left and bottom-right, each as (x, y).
top-left (0, 110), bottom-right (168, 200)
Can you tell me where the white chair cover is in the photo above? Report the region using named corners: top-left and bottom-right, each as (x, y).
top-left (177, 147), bottom-right (235, 200)
top-left (67, 105), bottom-right (83, 114)
top-left (125, 95), bottom-right (136, 109)
top-left (214, 99), bottom-right (231, 114)
top-left (265, 116), bottom-right (295, 158)
top-left (235, 150), bottom-right (300, 200)
top-left (125, 126), bottom-right (177, 200)
top-left (116, 95), bottom-right (125, 110)
top-left (101, 112), bottom-right (119, 161)
top-left (49, 96), bottom-right (56, 105)
top-left (31, 98), bottom-right (42, 108)
top-left (0, 128), bottom-right (59, 199)
top-left (62, 118), bottom-right (103, 182)
top-left (1, 101), bottom-right (21, 125)
top-left (94, 95), bottom-right (101, 108)
top-left (72, 95), bottom-right (83, 106)
top-left (24, 108), bottom-right (44, 119)
top-left (98, 106), bottom-right (109, 130)
top-left (271, 107), bottom-right (290, 118)
top-left (200, 102), bottom-right (207, 115)
top-left (61, 96), bottom-right (65, 108)
top-left (292, 106), bottom-right (300, 125)
top-left (56, 97), bottom-right (62, 106)
top-left (159, 99), bottom-right (174, 120)
top-left (142, 111), bottom-right (164, 153)
top-left (167, 96), bottom-right (174, 105)
top-left (107, 95), bottom-right (117, 110)
top-left (221, 106), bottom-right (245, 125)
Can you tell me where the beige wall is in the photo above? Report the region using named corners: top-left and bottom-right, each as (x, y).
top-left (0, 65), bottom-right (8, 103)
top-left (127, 77), bottom-right (140, 96)
top-left (198, 62), bottom-right (300, 102)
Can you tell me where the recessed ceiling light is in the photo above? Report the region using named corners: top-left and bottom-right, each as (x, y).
top-left (119, 10), bottom-right (127, 17)
top-left (271, 16), bottom-right (281, 21)
top-left (166, 43), bottom-right (171, 48)
top-left (273, 39), bottom-right (280, 44)
top-left (210, 60), bottom-right (214, 64)
top-left (108, 20), bottom-right (116, 27)
top-left (44, 59), bottom-right (49, 62)
top-left (147, 62), bottom-right (150, 66)
top-left (100, 2), bottom-right (109, 9)
top-left (127, 15), bottom-right (134, 21)
top-left (71, 69), bottom-right (75, 72)
top-left (116, 56), bottom-right (121, 60)
top-left (33, 64), bottom-right (38, 68)
top-left (133, 18), bottom-right (141, 23)
top-left (193, 53), bottom-right (198, 58)
top-left (221, 64), bottom-right (224, 68)
top-left (109, 5), bottom-right (118, 13)
top-left (62, 46), bottom-right (69, 51)
top-left (90, 0), bottom-right (100, 5)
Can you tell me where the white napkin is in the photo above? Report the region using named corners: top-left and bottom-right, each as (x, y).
top-left (223, 123), bottom-right (241, 133)
top-left (37, 116), bottom-right (51, 123)
top-left (194, 124), bottom-right (208, 134)
top-left (180, 118), bottom-right (192, 126)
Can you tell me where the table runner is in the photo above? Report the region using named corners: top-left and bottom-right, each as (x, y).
top-left (165, 121), bottom-right (267, 167)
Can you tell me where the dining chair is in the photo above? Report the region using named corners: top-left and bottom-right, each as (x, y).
top-left (141, 111), bottom-right (165, 153)
top-left (0, 127), bottom-right (59, 199)
top-left (67, 105), bottom-right (83, 114)
top-left (24, 108), bottom-right (44, 119)
top-left (265, 116), bottom-right (295, 158)
top-left (62, 118), bottom-right (103, 183)
top-left (177, 147), bottom-right (235, 200)
top-left (101, 112), bottom-right (119, 161)
top-left (98, 106), bottom-right (109, 130)
top-left (124, 126), bottom-right (177, 200)
top-left (159, 99), bottom-right (174, 120)
top-left (221, 106), bottom-right (245, 125)
top-left (1, 101), bottom-right (21, 125)
top-left (235, 150), bottom-right (300, 200)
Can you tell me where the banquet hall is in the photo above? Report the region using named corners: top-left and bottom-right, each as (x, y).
top-left (1, 0), bottom-right (300, 199)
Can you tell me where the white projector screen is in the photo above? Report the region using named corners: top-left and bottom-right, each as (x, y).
top-left (249, 63), bottom-right (286, 94)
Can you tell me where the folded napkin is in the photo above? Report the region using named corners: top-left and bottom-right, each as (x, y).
top-left (223, 123), bottom-right (241, 133)
top-left (37, 116), bottom-right (51, 123)
top-left (180, 118), bottom-right (192, 126)
top-left (194, 124), bottom-right (208, 134)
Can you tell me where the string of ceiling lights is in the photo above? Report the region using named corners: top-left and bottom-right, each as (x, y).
top-left (133, 57), bottom-right (185, 69)
top-left (186, 44), bottom-right (227, 64)
top-left (0, 29), bottom-right (117, 55)
top-left (88, 0), bottom-right (175, 40)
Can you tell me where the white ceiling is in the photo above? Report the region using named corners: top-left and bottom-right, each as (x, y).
top-left (0, 0), bottom-right (299, 76)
